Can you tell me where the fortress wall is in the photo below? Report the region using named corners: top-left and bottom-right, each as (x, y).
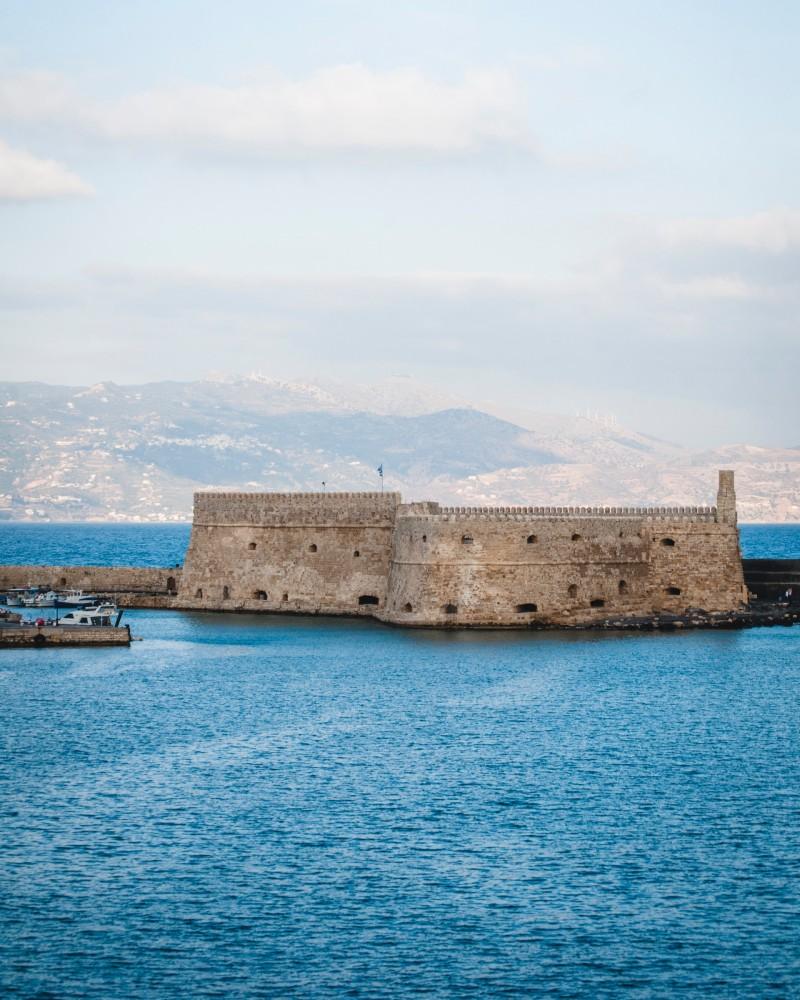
top-left (645, 519), bottom-right (747, 612)
top-left (0, 565), bottom-right (179, 594)
top-left (177, 492), bottom-right (400, 615)
top-left (167, 472), bottom-right (747, 626)
top-left (382, 508), bottom-right (746, 627)
top-left (383, 514), bottom-right (651, 626)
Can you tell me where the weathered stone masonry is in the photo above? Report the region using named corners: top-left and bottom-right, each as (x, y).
top-left (179, 491), bottom-right (399, 616)
top-left (175, 471), bottom-right (747, 626)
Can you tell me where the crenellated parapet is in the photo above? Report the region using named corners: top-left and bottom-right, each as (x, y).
top-left (193, 490), bottom-right (400, 527)
top-left (412, 506), bottom-right (718, 521)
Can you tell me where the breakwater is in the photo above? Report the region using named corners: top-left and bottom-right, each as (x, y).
top-left (0, 565), bottom-right (179, 608)
top-left (0, 623), bottom-right (131, 647)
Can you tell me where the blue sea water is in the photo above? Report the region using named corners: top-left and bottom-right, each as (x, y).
top-left (1, 524), bottom-right (800, 998)
top-left (0, 521), bottom-right (191, 568)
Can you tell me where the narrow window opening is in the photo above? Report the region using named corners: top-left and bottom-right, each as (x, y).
top-left (222, 585), bottom-right (230, 600)
top-left (516, 602), bottom-right (538, 613)
top-left (282, 593), bottom-right (289, 602)
top-left (167, 575), bottom-right (177, 594)
top-left (195, 588), bottom-right (203, 599)
top-left (571, 533), bottom-right (582, 542)
top-left (568, 584), bottom-right (578, 598)
top-left (309, 543), bottom-right (318, 553)
top-left (444, 603), bottom-right (458, 615)
top-left (461, 534), bottom-right (474, 545)
top-left (403, 602), bottom-right (413, 613)
top-left (358, 594), bottom-right (379, 606)
top-left (60, 576), bottom-right (67, 587)
top-left (590, 598), bottom-right (605, 608)
top-left (248, 542), bottom-right (257, 550)
top-left (422, 534), bottom-right (427, 542)
top-left (526, 534), bottom-right (537, 544)
top-left (254, 590), bottom-right (267, 601)
top-left (661, 537), bottom-right (676, 547)
top-left (353, 550), bottom-right (360, 558)
top-left (618, 580), bottom-right (628, 595)
top-left (666, 586), bottom-right (682, 596)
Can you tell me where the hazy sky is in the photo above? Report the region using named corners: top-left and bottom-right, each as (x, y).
top-left (1, 1), bottom-right (798, 446)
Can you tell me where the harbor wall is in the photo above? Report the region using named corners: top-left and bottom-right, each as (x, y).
top-left (0, 565), bottom-right (179, 607)
top-left (743, 559), bottom-right (800, 604)
top-left (0, 625), bottom-right (131, 647)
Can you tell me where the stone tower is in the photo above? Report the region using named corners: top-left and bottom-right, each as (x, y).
top-left (716, 470), bottom-right (737, 525)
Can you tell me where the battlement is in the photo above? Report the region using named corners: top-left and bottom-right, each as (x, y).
top-left (428, 505), bottom-right (718, 521)
top-left (193, 490), bottom-right (401, 527)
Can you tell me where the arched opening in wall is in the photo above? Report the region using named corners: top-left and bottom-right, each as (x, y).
top-left (403, 602), bottom-right (413, 613)
top-left (195, 588), bottom-right (203, 599)
top-left (590, 598), bottom-right (605, 608)
top-left (619, 530), bottom-right (624, 538)
top-left (422, 534), bottom-right (427, 542)
top-left (526, 534), bottom-right (537, 544)
top-left (666, 586), bottom-right (682, 596)
top-left (222, 586), bottom-right (230, 600)
top-left (309, 543), bottom-right (318, 553)
top-left (571, 533), bottom-right (582, 542)
top-left (282, 593), bottom-right (289, 602)
top-left (248, 542), bottom-right (257, 551)
top-left (516, 602), bottom-right (538, 613)
top-left (461, 535), bottom-right (474, 545)
top-left (60, 577), bottom-right (67, 587)
top-left (568, 584), bottom-right (578, 598)
top-left (618, 580), bottom-right (628, 595)
top-left (167, 576), bottom-right (176, 594)
top-left (358, 594), bottom-right (379, 606)
top-left (661, 537), bottom-right (676, 547)
top-left (254, 590), bottom-right (267, 601)
top-left (353, 550), bottom-right (360, 558)
top-left (444, 603), bottom-right (458, 615)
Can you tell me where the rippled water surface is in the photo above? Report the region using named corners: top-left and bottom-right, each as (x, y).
top-left (2, 609), bottom-right (800, 998)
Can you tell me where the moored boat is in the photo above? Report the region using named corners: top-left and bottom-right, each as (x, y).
top-left (55, 590), bottom-right (103, 609)
top-left (58, 604), bottom-right (120, 626)
top-left (6, 588), bottom-right (37, 607)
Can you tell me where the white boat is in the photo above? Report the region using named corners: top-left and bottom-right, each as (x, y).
top-left (28, 590), bottom-right (62, 608)
top-left (55, 590), bottom-right (103, 609)
top-left (59, 604), bottom-right (119, 627)
top-left (7, 588), bottom-right (37, 607)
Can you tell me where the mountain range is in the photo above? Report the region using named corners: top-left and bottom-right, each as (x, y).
top-left (1, 376), bottom-right (798, 522)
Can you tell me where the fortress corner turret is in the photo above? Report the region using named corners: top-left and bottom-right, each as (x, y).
top-left (716, 469), bottom-right (737, 525)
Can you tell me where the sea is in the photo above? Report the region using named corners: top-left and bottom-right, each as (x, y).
top-left (1, 523), bottom-right (799, 998)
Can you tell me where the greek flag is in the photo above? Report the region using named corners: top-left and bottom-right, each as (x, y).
top-left (377, 464), bottom-right (383, 478)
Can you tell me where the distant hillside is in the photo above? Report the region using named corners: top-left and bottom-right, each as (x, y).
top-left (0, 377), bottom-right (798, 521)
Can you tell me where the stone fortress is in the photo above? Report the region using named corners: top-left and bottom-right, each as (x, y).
top-left (175, 470), bottom-right (748, 627)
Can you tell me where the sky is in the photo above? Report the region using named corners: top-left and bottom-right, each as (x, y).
top-left (0, 0), bottom-right (798, 447)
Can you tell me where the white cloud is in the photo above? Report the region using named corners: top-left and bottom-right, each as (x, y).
top-left (0, 65), bottom-right (531, 156)
top-left (0, 70), bottom-right (77, 121)
top-left (657, 210), bottom-right (800, 253)
top-left (0, 138), bottom-right (91, 201)
top-left (652, 274), bottom-right (762, 301)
